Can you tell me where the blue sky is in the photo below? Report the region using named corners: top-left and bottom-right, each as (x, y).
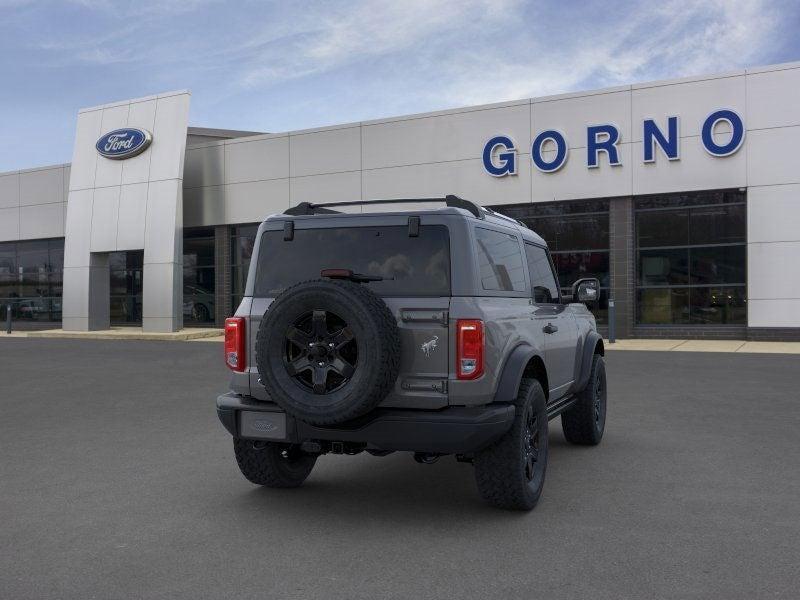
top-left (1, 0), bottom-right (798, 171)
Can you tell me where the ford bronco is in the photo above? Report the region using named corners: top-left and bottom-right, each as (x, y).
top-left (217, 196), bottom-right (606, 510)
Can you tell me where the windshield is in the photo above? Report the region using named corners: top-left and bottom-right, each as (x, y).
top-left (254, 225), bottom-right (450, 297)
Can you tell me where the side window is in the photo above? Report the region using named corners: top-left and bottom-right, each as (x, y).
top-left (525, 243), bottom-right (560, 303)
top-left (474, 227), bottom-right (526, 292)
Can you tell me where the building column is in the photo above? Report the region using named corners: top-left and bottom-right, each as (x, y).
top-left (62, 251), bottom-right (110, 331)
top-left (142, 180), bottom-right (184, 333)
top-left (608, 197), bottom-right (634, 339)
top-left (214, 224), bottom-right (231, 327)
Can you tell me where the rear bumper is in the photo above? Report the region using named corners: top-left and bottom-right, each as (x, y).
top-left (216, 392), bottom-right (515, 454)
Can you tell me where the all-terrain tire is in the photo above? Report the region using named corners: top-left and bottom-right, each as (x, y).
top-left (233, 439), bottom-right (317, 488)
top-left (474, 378), bottom-right (549, 510)
top-left (255, 279), bottom-right (400, 426)
top-left (561, 353), bottom-right (606, 445)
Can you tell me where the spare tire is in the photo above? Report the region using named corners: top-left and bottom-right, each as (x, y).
top-left (255, 279), bottom-right (401, 425)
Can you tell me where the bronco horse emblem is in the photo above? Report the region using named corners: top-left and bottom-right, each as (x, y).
top-left (420, 335), bottom-right (439, 357)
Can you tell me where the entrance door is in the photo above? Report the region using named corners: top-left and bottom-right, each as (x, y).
top-left (109, 251), bottom-right (143, 325)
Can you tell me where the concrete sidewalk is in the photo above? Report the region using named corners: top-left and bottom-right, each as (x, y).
top-left (604, 338), bottom-right (800, 354)
top-left (0, 327), bottom-right (222, 341)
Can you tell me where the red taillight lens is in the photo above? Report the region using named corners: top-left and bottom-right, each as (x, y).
top-left (456, 319), bottom-right (484, 380)
top-left (224, 317), bottom-right (246, 372)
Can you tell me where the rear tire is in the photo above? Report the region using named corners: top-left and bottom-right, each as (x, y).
top-left (561, 354), bottom-right (606, 445)
top-left (233, 439), bottom-right (317, 488)
top-left (474, 378), bottom-right (549, 510)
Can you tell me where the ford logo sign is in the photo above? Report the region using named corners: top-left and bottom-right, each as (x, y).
top-left (252, 420), bottom-right (277, 432)
top-left (96, 128), bottom-right (152, 160)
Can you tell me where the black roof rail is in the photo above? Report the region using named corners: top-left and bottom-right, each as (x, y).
top-left (283, 195), bottom-right (484, 219)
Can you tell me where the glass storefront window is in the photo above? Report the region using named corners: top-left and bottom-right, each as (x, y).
top-left (109, 251), bottom-right (143, 325)
top-left (635, 190), bottom-right (746, 325)
top-left (183, 228), bottom-right (215, 326)
top-left (0, 238), bottom-right (64, 323)
top-left (231, 224), bottom-right (258, 312)
top-left (497, 200), bottom-right (610, 324)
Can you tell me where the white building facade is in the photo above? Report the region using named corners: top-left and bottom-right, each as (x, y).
top-left (1, 61), bottom-right (799, 339)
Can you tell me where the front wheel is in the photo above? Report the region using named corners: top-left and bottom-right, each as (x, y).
top-left (561, 353), bottom-right (606, 445)
top-left (233, 439), bottom-right (317, 488)
top-left (474, 378), bottom-right (549, 510)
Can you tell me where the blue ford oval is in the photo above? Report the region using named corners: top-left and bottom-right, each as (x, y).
top-left (95, 128), bottom-right (152, 160)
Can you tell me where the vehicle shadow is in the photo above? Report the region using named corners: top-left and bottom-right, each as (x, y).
top-left (218, 428), bottom-right (579, 526)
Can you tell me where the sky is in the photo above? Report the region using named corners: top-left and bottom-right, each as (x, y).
top-left (0, 0), bottom-right (798, 171)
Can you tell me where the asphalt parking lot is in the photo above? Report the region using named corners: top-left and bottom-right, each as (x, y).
top-left (1, 339), bottom-right (798, 599)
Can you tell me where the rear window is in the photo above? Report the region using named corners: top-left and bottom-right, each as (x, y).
top-left (254, 225), bottom-right (450, 297)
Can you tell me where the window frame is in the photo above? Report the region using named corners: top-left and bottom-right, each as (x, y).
top-left (471, 225), bottom-right (530, 298)
top-left (524, 241), bottom-right (562, 305)
top-left (494, 199), bottom-right (610, 322)
top-left (634, 190), bottom-right (747, 326)
top-left (254, 224), bottom-right (453, 298)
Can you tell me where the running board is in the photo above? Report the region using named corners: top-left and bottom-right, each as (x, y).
top-left (546, 394), bottom-right (578, 420)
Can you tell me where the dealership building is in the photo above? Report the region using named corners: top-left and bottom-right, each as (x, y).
top-left (1, 61), bottom-right (799, 339)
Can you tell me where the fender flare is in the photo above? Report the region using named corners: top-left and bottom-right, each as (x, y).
top-left (493, 344), bottom-right (541, 404)
top-left (574, 331), bottom-right (604, 393)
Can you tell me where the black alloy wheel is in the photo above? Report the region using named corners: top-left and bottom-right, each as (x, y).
top-left (255, 279), bottom-right (400, 425)
top-left (593, 369), bottom-right (604, 426)
top-left (283, 309), bottom-right (358, 395)
top-left (523, 409), bottom-right (541, 482)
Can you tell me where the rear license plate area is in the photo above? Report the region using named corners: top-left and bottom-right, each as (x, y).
top-left (239, 411), bottom-right (287, 440)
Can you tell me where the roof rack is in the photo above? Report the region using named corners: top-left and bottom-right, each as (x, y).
top-left (481, 205), bottom-right (527, 228)
top-left (284, 195), bottom-right (484, 219)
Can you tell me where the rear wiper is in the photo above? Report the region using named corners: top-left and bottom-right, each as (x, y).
top-left (320, 269), bottom-right (386, 283)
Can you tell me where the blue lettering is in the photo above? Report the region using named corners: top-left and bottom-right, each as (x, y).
top-left (482, 135), bottom-right (517, 176)
top-left (702, 109), bottom-right (745, 157)
top-left (643, 116), bottom-right (679, 162)
top-left (531, 130), bottom-right (568, 173)
top-left (587, 124), bottom-right (621, 168)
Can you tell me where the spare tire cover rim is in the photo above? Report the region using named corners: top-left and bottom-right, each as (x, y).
top-left (283, 308), bottom-right (358, 395)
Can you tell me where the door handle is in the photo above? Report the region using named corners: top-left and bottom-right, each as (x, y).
top-left (543, 323), bottom-right (558, 334)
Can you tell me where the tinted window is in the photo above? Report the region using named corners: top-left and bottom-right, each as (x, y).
top-left (231, 223), bottom-right (259, 312)
top-left (494, 199), bottom-right (610, 323)
top-left (635, 190), bottom-right (746, 325)
top-left (0, 238), bottom-right (64, 323)
top-left (525, 244), bottom-right (559, 303)
top-left (474, 227), bottom-right (526, 292)
top-left (255, 225), bottom-right (450, 297)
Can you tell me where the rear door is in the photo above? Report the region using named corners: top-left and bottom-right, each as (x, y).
top-left (524, 243), bottom-right (578, 398)
top-left (248, 219), bottom-right (452, 408)
top-left (381, 297), bottom-right (450, 409)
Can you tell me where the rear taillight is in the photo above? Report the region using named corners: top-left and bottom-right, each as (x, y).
top-left (456, 319), bottom-right (484, 380)
top-left (225, 317), bottom-right (246, 372)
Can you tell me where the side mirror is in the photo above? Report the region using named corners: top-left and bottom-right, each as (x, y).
top-left (572, 278), bottom-right (600, 304)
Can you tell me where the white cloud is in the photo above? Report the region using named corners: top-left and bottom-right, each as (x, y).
top-left (432, 0), bottom-right (783, 106)
top-left (236, 0), bottom-right (522, 88)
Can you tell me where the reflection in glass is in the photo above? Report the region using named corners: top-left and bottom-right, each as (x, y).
top-left (255, 225), bottom-right (451, 297)
top-left (495, 200), bottom-right (611, 324)
top-left (183, 228), bottom-right (216, 325)
top-left (231, 224), bottom-right (258, 314)
top-left (0, 238), bottom-right (64, 323)
top-left (635, 189), bottom-right (746, 325)
top-left (690, 287), bottom-right (746, 324)
top-left (109, 251), bottom-right (143, 325)
top-left (637, 288), bottom-right (690, 325)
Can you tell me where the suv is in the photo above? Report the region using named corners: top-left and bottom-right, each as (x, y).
top-left (216, 196), bottom-right (606, 510)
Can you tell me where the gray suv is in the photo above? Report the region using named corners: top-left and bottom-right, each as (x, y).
top-left (217, 196), bottom-right (606, 510)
